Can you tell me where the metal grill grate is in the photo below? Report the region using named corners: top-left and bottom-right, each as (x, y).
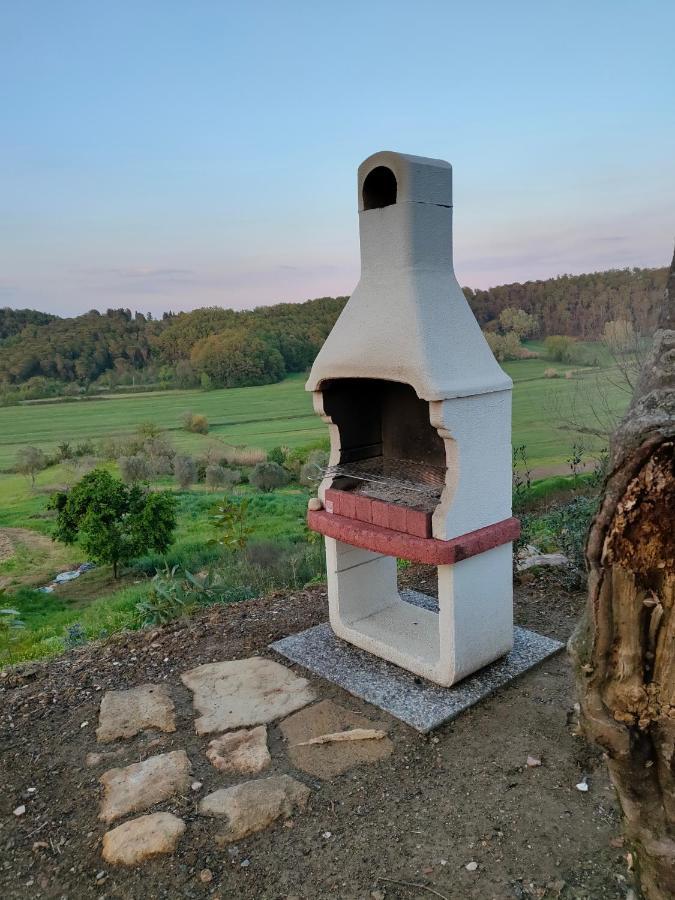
top-left (311, 456), bottom-right (446, 510)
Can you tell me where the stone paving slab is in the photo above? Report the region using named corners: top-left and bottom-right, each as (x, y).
top-left (280, 699), bottom-right (393, 779)
top-left (97, 684), bottom-right (176, 743)
top-left (99, 750), bottom-right (191, 823)
top-left (270, 591), bottom-right (564, 733)
top-left (102, 812), bottom-right (186, 865)
top-left (180, 657), bottom-right (315, 734)
top-left (199, 775), bottom-right (310, 844)
top-left (206, 726), bottom-right (271, 775)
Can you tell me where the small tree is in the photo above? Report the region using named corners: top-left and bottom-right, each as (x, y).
top-left (174, 455), bottom-right (197, 490)
top-left (15, 446), bottom-right (47, 488)
top-left (118, 454), bottom-right (152, 484)
top-left (182, 411), bottom-right (209, 434)
top-left (602, 318), bottom-right (635, 354)
top-left (267, 446), bottom-right (286, 466)
top-left (205, 464), bottom-right (227, 491)
top-left (50, 469), bottom-right (177, 578)
top-left (545, 335), bottom-right (575, 362)
top-left (498, 307), bottom-right (537, 339)
top-left (249, 461), bottom-right (288, 493)
top-left (211, 496), bottom-right (252, 550)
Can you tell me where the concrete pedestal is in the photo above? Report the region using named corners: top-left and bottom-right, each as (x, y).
top-left (270, 590), bottom-right (563, 733)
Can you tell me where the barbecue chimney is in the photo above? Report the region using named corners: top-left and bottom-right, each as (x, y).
top-left (306, 151), bottom-right (519, 687)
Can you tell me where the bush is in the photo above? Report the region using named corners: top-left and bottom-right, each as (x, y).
top-left (118, 454), bottom-right (152, 484)
top-left (221, 445), bottom-right (267, 466)
top-left (250, 461), bottom-right (289, 493)
top-left (151, 454), bottom-right (174, 477)
top-left (174, 455), bottom-right (197, 490)
top-left (15, 446), bottom-right (47, 487)
top-left (300, 449), bottom-right (329, 486)
top-left (544, 367), bottom-right (560, 379)
top-left (267, 446), bottom-right (286, 466)
top-left (545, 335), bottom-right (575, 362)
top-left (183, 411), bottom-right (209, 434)
top-left (205, 464), bottom-right (228, 491)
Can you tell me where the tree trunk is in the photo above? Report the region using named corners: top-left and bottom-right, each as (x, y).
top-left (569, 248), bottom-right (675, 899)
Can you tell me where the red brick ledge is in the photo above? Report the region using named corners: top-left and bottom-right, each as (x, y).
top-left (307, 510), bottom-right (520, 565)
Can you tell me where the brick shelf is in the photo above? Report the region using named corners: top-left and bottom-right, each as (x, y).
top-left (308, 508), bottom-right (520, 566)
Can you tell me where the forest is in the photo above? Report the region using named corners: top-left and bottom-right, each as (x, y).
top-left (0, 265), bottom-right (667, 401)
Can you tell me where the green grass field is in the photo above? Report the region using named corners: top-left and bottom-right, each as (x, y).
top-left (0, 352), bottom-right (629, 473)
top-left (0, 345), bottom-right (631, 665)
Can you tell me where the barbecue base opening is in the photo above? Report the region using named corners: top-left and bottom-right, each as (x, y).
top-left (325, 537), bottom-right (514, 687)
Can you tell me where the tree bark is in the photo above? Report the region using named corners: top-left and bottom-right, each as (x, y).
top-left (570, 247), bottom-right (675, 899)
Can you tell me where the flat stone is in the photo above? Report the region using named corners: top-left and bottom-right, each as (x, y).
top-left (102, 812), bottom-right (185, 865)
top-left (199, 775), bottom-right (310, 844)
top-left (270, 590), bottom-right (563, 733)
top-left (280, 699), bottom-right (393, 779)
top-left (99, 750), bottom-right (191, 823)
top-left (206, 726), bottom-right (271, 775)
top-left (96, 684), bottom-right (176, 743)
top-left (180, 657), bottom-right (315, 734)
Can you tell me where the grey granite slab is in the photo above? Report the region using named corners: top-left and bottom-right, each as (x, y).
top-left (270, 590), bottom-right (563, 733)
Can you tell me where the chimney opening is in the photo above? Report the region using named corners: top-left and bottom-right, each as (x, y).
top-left (362, 166), bottom-right (397, 210)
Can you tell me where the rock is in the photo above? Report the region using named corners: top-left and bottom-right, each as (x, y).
top-left (280, 699), bottom-right (393, 779)
top-left (198, 775), bottom-right (310, 843)
top-left (181, 657), bottom-right (315, 734)
top-left (13, 805), bottom-right (26, 817)
top-left (206, 726), bottom-right (271, 775)
top-left (102, 812), bottom-right (185, 865)
top-left (85, 747), bottom-right (126, 768)
top-left (307, 497), bottom-right (323, 511)
top-left (516, 551), bottom-right (569, 572)
top-left (96, 684), bottom-right (176, 743)
top-left (465, 861), bottom-right (478, 872)
top-left (191, 781), bottom-right (203, 792)
top-left (99, 750), bottom-right (191, 823)
top-left (576, 778), bottom-right (589, 792)
top-left (199, 868), bottom-right (213, 883)
top-left (526, 755), bottom-right (542, 767)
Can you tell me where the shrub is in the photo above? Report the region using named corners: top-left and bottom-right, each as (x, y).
top-left (267, 446), bottom-right (286, 466)
top-left (151, 454), bottom-right (174, 477)
top-left (545, 335), bottom-right (575, 362)
top-left (603, 318), bottom-right (635, 354)
top-left (300, 449), bottom-right (329, 486)
top-left (250, 461), bottom-right (289, 493)
top-left (183, 411), bottom-right (209, 434)
top-left (74, 439), bottom-right (95, 457)
top-left (174, 455), bottom-right (197, 490)
top-left (544, 367), bottom-right (560, 379)
top-left (51, 469), bottom-right (177, 578)
top-left (57, 442), bottom-right (73, 461)
top-left (15, 446), bottom-right (47, 487)
top-left (221, 445), bottom-right (267, 466)
top-left (118, 454), bottom-right (152, 484)
top-left (205, 464), bottom-right (228, 491)
top-left (483, 330), bottom-right (528, 362)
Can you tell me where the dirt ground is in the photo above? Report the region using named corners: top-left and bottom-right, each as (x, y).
top-left (0, 568), bottom-right (636, 900)
top-left (0, 527), bottom-right (69, 591)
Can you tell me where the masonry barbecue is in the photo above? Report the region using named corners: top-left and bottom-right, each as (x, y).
top-left (305, 151), bottom-right (520, 687)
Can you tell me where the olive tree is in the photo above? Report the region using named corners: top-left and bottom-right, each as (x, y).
top-left (570, 248), bottom-right (675, 899)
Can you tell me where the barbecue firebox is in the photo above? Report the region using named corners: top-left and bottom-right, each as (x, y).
top-left (306, 151), bottom-right (520, 687)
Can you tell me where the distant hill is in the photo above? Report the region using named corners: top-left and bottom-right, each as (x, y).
top-left (0, 308), bottom-right (56, 340)
top-left (0, 265), bottom-right (668, 399)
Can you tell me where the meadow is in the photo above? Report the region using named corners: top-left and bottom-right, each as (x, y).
top-left (0, 344), bottom-right (630, 665)
top-left (0, 349), bottom-right (629, 473)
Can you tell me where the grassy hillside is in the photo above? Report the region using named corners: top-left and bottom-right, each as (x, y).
top-left (0, 351), bottom-right (629, 473)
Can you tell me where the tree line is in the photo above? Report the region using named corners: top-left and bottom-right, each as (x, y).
top-left (0, 265), bottom-right (667, 397)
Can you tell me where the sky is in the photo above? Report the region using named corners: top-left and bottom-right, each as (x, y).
top-left (1, 0), bottom-right (674, 317)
